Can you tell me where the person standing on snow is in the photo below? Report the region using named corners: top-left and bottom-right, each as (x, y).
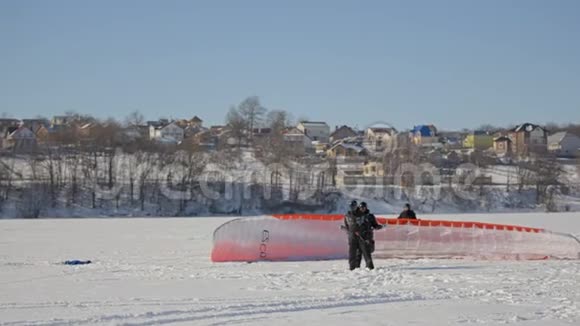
top-left (398, 203), bottom-right (417, 219)
top-left (358, 202), bottom-right (382, 254)
top-left (343, 200), bottom-right (364, 270)
top-left (343, 201), bottom-right (383, 270)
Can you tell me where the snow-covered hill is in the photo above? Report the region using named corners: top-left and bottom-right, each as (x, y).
top-left (1, 213), bottom-right (579, 325)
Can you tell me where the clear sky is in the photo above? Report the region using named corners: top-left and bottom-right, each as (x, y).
top-left (1, 0), bottom-right (579, 131)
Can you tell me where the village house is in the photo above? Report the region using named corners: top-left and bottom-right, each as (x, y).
top-left (33, 125), bottom-right (50, 144)
top-left (364, 127), bottom-right (397, 152)
top-left (50, 115), bottom-right (80, 129)
top-left (297, 121), bottom-right (330, 143)
top-left (189, 129), bottom-right (219, 151)
top-left (183, 125), bottom-right (205, 139)
top-left (252, 127), bottom-right (272, 140)
top-left (50, 114), bottom-right (96, 132)
top-left (209, 125), bottom-right (226, 134)
top-left (439, 131), bottom-right (465, 149)
top-left (175, 116), bottom-right (203, 129)
top-left (463, 130), bottom-right (494, 150)
top-left (363, 161), bottom-right (384, 177)
top-left (249, 128), bottom-right (274, 151)
top-left (190, 116), bottom-right (203, 128)
top-left (327, 142), bottom-right (368, 158)
top-left (78, 122), bottom-right (96, 138)
top-left (149, 121), bottom-right (184, 144)
top-left (0, 119), bottom-right (21, 149)
top-left (493, 136), bottom-right (513, 157)
top-left (411, 124), bottom-right (438, 146)
top-left (0, 119), bottom-right (20, 133)
top-left (51, 116), bottom-right (71, 127)
top-left (312, 141), bottom-right (329, 155)
top-left (5, 126), bottom-right (37, 151)
top-left (508, 123), bottom-right (548, 157)
top-left (19, 119), bottom-right (50, 145)
top-left (335, 166), bottom-right (365, 187)
top-left (330, 125), bottom-right (357, 143)
top-left (548, 131), bottom-right (580, 158)
top-left (215, 127), bottom-right (250, 149)
top-left (283, 127), bottom-right (313, 153)
top-left (0, 118), bottom-right (20, 128)
top-left (146, 119), bottom-right (169, 128)
top-left (21, 118), bottom-right (50, 131)
top-left (172, 117), bottom-right (204, 139)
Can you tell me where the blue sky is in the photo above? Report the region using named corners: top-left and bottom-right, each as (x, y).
top-left (1, 0), bottom-right (579, 130)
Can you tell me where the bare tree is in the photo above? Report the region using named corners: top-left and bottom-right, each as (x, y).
top-left (17, 183), bottom-right (49, 218)
top-left (267, 110), bottom-right (293, 132)
top-left (26, 152), bottom-right (41, 182)
top-left (544, 122), bottom-right (562, 133)
top-left (126, 153), bottom-right (138, 207)
top-left (225, 106), bottom-right (247, 148)
top-left (40, 146), bottom-right (64, 207)
top-left (48, 126), bottom-right (77, 146)
top-left (259, 109), bottom-right (296, 160)
top-left (0, 158), bottom-right (18, 210)
top-left (137, 152), bottom-right (156, 211)
top-left (92, 119), bottom-right (123, 149)
top-left (532, 157), bottom-right (562, 209)
top-left (238, 96), bottom-right (267, 141)
top-left (92, 121), bottom-right (123, 191)
top-left (81, 149), bottom-right (99, 209)
top-left (171, 149), bottom-right (206, 215)
top-left (66, 151), bottom-right (82, 207)
top-left (63, 111), bottom-right (96, 126)
top-left (515, 162), bottom-right (533, 193)
top-left (297, 116), bottom-right (309, 124)
top-left (383, 136), bottom-right (420, 176)
top-left (566, 124), bottom-right (580, 137)
top-left (477, 124), bottom-right (498, 133)
top-left (125, 110), bottom-right (145, 127)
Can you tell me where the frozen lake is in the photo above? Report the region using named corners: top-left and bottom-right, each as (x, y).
top-left (1, 213), bottom-right (579, 325)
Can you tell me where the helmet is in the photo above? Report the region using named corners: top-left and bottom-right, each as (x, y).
top-left (359, 202), bottom-right (368, 208)
top-left (350, 200), bottom-right (358, 209)
top-left (404, 203), bottom-right (411, 209)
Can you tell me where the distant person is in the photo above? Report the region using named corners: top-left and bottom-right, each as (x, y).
top-left (398, 203), bottom-right (417, 219)
top-left (343, 200), bottom-right (382, 270)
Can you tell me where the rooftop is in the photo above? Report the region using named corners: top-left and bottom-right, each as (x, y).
top-left (512, 123), bottom-right (545, 133)
top-left (548, 131), bottom-right (579, 144)
top-left (494, 136), bottom-right (512, 142)
top-left (299, 121), bottom-right (329, 126)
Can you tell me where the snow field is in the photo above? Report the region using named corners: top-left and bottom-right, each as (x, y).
top-left (1, 213), bottom-right (579, 325)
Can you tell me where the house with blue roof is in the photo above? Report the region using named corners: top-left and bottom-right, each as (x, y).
top-left (411, 124), bottom-right (438, 146)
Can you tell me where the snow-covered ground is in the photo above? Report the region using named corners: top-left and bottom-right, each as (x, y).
top-left (1, 213), bottom-right (579, 325)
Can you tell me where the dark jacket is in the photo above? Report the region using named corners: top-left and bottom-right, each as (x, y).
top-left (398, 209), bottom-right (417, 219)
top-left (344, 209), bottom-right (382, 239)
top-left (343, 208), bottom-right (363, 234)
